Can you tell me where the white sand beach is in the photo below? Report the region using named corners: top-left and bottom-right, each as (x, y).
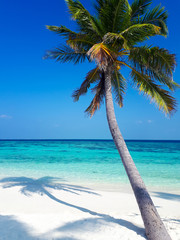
top-left (0, 178), bottom-right (179, 240)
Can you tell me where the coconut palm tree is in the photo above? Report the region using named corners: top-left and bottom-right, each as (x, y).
top-left (45, 0), bottom-right (179, 239)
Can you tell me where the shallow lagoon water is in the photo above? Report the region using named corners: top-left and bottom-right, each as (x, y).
top-left (0, 140), bottom-right (179, 191)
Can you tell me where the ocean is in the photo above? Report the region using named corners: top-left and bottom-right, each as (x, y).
top-left (0, 140), bottom-right (179, 191)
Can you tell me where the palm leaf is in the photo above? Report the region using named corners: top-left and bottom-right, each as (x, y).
top-left (96, 0), bottom-right (131, 33)
top-left (111, 0), bottom-right (132, 32)
top-left (121, 23), bottom-right (161, 45)
top-left (85, 79), bottom-right (105, 116)
top-left (141, 5), bottom-right (168, 36)
top-left (112, 70), bottom-right (127, 107)
top-left (131, 70), bottom-right (176, 115)
top-left (44, 45), bottom-right (87, 64)
top-left (129, 46), bottom-right (178, 90)
top-left (65, 0), bottom-right (103, 39)
top-left (104, 23), bottom-right (161, 49)
top-left (66, 38), bottom-right (94, 52)
top-left (148, 71), bottom-right (179, 91)
top-left (129, 46), bottom-right (176, 75)
top-left (46, 25), bottom-right (94, 51)
top-left (46, 25), bottom-right (79, 39)
top-left (72, 67), bottom-right (101, 101)
top-left (94, 0), bottom-right (107, 13)
top-left (131, 0), bottom-right (152, 18)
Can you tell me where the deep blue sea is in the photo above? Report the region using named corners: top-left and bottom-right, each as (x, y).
top-left (0, 140), bottom-right (179, 191)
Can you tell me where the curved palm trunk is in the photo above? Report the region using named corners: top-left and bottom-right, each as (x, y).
top-left (104, 68), bottom-right (171, 240)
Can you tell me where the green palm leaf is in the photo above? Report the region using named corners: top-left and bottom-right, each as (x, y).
top-left (96, 0), bottom-right (131, 33)
top-left (131, 70), bottom-right (177, 115)
top-left (46, 25), bottom-right (95, 52)
top-left (122, 23), bottom-right (161, 45)
top-left (46, 25), bottom-right (79, 39)
top-left (129, 46), bottom-right (176, 75)
top-left (141, 5), bottom-right (168, 36)
top-left (110, 0), bottom-right (132, 32)
top-left (131, 0), bottom-right (152, 18)
top-left (65, 0), bottom-right (103, 39)
top-left (94, 0), bottom-right (107, 13)
top-left (112, 70), bottom-right (127, 107)
top-left (44, 45), bottom-right (87, 64)
top-left (129, 46), bottom-right (178, 90)
top-left (66, 38), bottom-right (94, 51)
top-left (72, 67), bottom-right (101, 101)
top-left (85, 79), bottom-right (105, 116)
top-left (104, 23), bottom-right (161, 49)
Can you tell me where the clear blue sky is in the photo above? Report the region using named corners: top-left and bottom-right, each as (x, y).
top-left (0, 0), bottom-right (180, 140)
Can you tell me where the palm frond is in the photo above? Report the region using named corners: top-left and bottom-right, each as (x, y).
top-left (72, 67), bottom-right (101, 101)
top-left (46, 25), bottom-right (79, 39)
top-left (129, 46), bottom-right (176, 75)
top-left (129, 46), bottom-right (178, 90)
top-left (112, 69), bottom-right (127, 107)
top-left (121, 23), bottom-right (161, 45)
top-left (117, 60), bottom-right (177, 114)
top-left (85, 79), bottom-right (105, 116)
top-left (111, 0), bottom-right (132, 32)
top-left (96, 0), bottom-right (131, 33)
top-left (141, 5), bottom-right (168, 36)
top-left (148, 71), bottom-right (179, 91)
top-left (131, 0), bottom-right (152, 18)
top-left (104, 23), bottom-right (160, 49)
top-left (46, 25), bottom-right (95, 52)
top-left (131, 70), bottom-right (177, 115)
top-left (65, 0), bottom-right (103, 39)
top-left (66, 38), bottom-right (95, 51)
top-left (94, 0), bottom-right (107, 13)
top-left (44, 45), bottom-right (87, 64)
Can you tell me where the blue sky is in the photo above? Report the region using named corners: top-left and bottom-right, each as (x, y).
top-left (0, 0), bottom-right (180, 140)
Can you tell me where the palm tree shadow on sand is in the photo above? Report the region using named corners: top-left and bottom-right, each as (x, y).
top-left (0, 176), bottom-right (145, 238)
top-left (0, 215), bottom-right (79, 240)
top-left (0, 176), bottom-right (99, 196)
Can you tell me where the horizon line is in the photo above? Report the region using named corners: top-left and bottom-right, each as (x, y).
top-left (0, 139), bottom-right (180, 142)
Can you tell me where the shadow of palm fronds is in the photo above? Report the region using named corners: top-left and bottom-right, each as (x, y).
top-left (0, 176), bottom-right (99, 196)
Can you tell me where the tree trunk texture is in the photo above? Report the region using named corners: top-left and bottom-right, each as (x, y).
top-left (104, 68), bottom-right (171, 240)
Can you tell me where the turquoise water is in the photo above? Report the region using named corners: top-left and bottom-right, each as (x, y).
top-left (0, 140), bottom-right (179, 191)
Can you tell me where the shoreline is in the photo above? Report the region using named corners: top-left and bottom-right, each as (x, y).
top-left (58, 179), bottom-right (180, 194)
top-left (0, 180), bottom-right (179, 240)
top-left (0, 174), bottom-right (180, 194)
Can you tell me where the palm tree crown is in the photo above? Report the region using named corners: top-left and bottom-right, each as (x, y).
top-left (46, 0), bottom-right (178, 116)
